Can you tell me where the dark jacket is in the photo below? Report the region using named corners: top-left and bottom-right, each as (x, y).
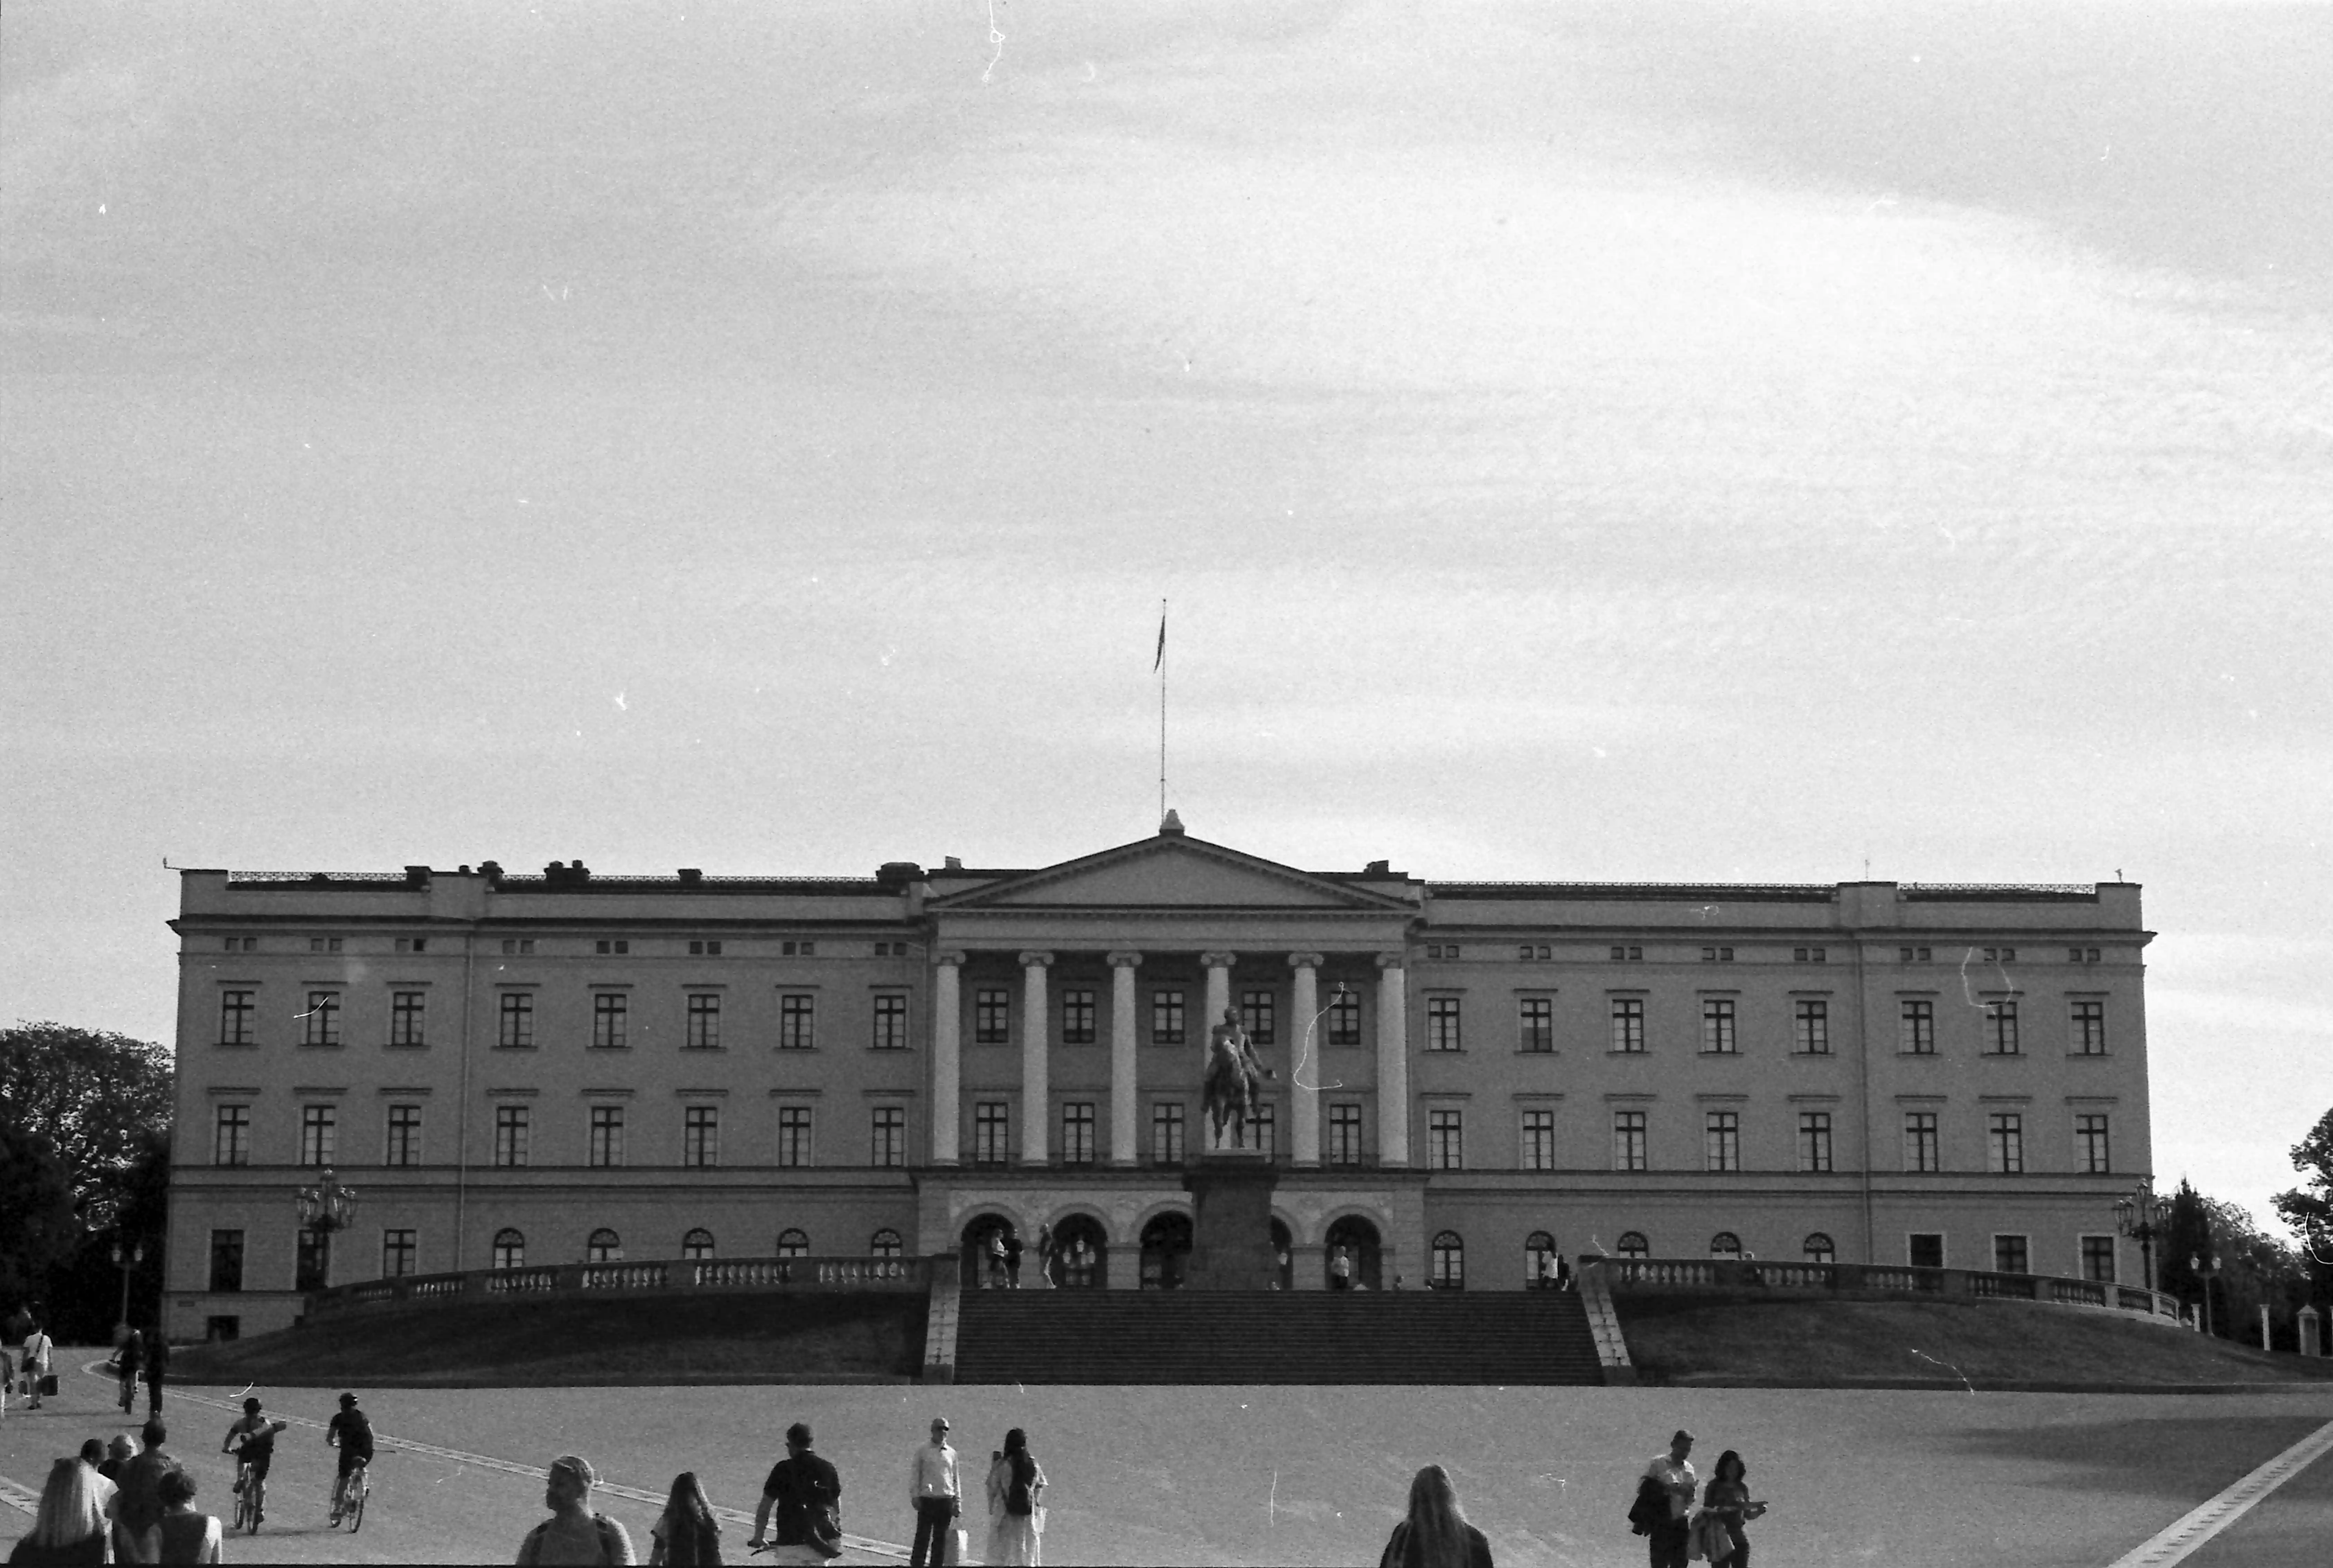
top-left (1378, 1520), bottom-right (1494, 1568)
top-left (116, 1450), bottom-right (181, 1536)
top-left (762, 1452), bottom-right (841, 1547)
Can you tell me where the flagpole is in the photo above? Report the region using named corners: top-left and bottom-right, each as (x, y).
top-left (1156, 598), bottom-right (1168, 821)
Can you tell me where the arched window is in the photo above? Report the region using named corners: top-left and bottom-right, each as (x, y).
top-left (1616, 1231), bottom-right (1650, 1259)
top-left (1524, 1230), bottom-right (1558, 1286)
top-left (870, 1228), bottom-right (903, 1259)
top-left (1709, 1231), bottom-right (1743, 1259)
top-left (776, 1228), bottom-right (810, 1259)
top-left (1803, 1232), bottom-right (1837, 1265)
top-left (681, 1227), bottom-right (716, 1261)
top-left (1430, 1230), bottom-right (1466, 1290)
top-left (586, 1228), bottom-right (622, 1263)
top-left (491, 1228), bottom-right (525, 1270)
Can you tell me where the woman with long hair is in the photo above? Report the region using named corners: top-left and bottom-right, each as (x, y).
top-left (6, 1457), bottom-right (109, 1565)
top-left (648, 1470), bottom-right (723, 1565)
top-left (983, 1427), bottom-right (1048, 1566)
top-left (1378, 1464), bottom-right (1493, 1568)
top-left (1701, 1450), bottom-right (1765, 1566)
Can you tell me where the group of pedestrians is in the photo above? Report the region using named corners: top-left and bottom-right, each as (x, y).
top-left (2, 1317), bottom-right (168, 1423)
top-left (1632, 1429), bottom-right (1766, 1567)
top-left (7, 1419), bottom-right (217, 1564)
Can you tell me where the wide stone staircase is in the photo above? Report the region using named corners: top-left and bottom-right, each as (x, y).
top-left (952, 1288), bottom-right (1605, 1384)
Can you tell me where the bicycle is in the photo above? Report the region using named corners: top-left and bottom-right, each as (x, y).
top-left (230, 1460), bottom-right (264, 1534)
top-left (329, 1457), bottom-right (371, 1531)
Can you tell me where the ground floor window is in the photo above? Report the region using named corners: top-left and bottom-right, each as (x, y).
top-left (1803, 1232), bottom-right (1837, 1265)
top-left (1524, 1230), bottom-right (1558, 1286)
top-left (1992, 1234), bottom-right (2030, 1276)
top-left (1429, 1231), bottom-right (1465, 1290)
top-left (681, 1228), bottom-right (716, 1261)
top-left (491, 1228), bottom-right (524, 1270)
top-left (776, 1228), bottom-right (809, 1259)
top-left (871, 1228), bottom-right (904, 1259)
top-left (1908, 1233), bottom-right (1945, 1269)
top-left (1709, 1231), bottom-right (1743, 1260)
top-left (2080, 1235), bottom-right (2117, 1284)
top-left (382, 1229), bottom-right (417, 1278)
top-left (1616, 1231), bottom-right (1650, 1259)
top-left (587, 1228), bottom-right (622, 1263)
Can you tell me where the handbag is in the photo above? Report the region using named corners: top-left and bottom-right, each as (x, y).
top-left (37, 1373), bottom-right (59, 1397)
top-left (807, 1502), bottom-right (844, 1560)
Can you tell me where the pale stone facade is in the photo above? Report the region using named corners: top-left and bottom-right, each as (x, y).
top-left (162, 822), bottom-right (2153, 1337)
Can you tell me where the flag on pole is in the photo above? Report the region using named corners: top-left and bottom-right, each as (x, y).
top-left (1153, 608), bottom-right (1166, 671)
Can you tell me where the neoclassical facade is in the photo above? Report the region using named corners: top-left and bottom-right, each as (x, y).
top-left (163, 819), bottom-right (2155, 1337)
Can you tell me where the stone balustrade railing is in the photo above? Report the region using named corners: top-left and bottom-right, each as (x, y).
top-left (1588, 1256), bottom-right (2180, 1324)
top-left (305, 1254), bottom-right (931, 1319)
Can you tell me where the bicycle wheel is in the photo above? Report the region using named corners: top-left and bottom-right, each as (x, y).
top-left (232, 1481), bottom-right (252, 1534)
top-left (349, 1475), bottom-right (367, 1532)
top-left (248, 1478), bottom-right (264, 1533)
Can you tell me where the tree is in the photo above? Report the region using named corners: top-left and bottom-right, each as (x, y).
top-left (0, 1022), bottom-right (174, 1228)
top-left (2273, 1105), bottom-right (2333, 1308)
top-left (0, 1123), bottom-right (79, 1310)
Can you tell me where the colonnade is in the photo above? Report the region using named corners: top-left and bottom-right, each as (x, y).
top-left (928, 950), bottom-right (1410, 1168)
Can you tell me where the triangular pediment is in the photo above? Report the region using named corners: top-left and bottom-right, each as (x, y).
top-left (931, 836), bottom-right (1413, 912)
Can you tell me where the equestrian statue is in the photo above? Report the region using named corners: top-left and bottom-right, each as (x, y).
top-left (1202, 1006), bottom-right (1276, 1150)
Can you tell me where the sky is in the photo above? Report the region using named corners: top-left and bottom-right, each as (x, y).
top-left (4, 1), bottom-right (2328, 1234)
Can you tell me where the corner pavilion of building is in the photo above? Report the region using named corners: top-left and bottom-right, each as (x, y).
top-left (163, 818), bottom-right (2153, 1339)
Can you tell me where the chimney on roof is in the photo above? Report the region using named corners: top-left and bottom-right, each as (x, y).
top-left (478, 860), bottom-right (503, 885)
top-left (403, 865), bottom-right (432, 888)
top-left (677, 868), bottom-right (703, 885)
top-left (1365, 859), bottom-right (1390, 875)
top-left (943, 856), bottom-right (964, 872)
top-left (877, 861), bottom-right (923, 887)
top-left (1160, 809), bottom-right (1186, 836)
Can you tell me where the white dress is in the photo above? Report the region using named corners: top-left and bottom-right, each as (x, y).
top-left (984, 1455), bottom-right (1047, 1567)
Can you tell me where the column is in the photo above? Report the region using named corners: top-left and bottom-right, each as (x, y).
top-left (932, 952), bottom-right (964, 1166)
top-left (1288, 953), bottom-right (1323, 1166)
top-left (1108, 952), bottom-right (1142, 1167)
top-left (1376, 953), bottom-right (1409, 1167)
top-left (1019, 951), bottom-right (1053, 1166)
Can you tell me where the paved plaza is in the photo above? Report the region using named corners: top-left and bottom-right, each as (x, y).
top-left (2, 1355), bottom-right (2330, 1564)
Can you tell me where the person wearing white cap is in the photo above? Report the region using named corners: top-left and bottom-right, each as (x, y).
top-left (518, 1453), bottom-right (636, 1565)
top-left (907, 1416), bottom-right (961, 1568)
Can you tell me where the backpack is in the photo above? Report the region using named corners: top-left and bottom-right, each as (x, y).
top-left (518, 1512), bottom-right (626, 1566)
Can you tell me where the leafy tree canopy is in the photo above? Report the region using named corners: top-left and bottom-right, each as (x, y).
top-left (0, 1123), bottom-right (80, 1305)
top-left (0, 1022), bottom-right (173, 1227)
top-left (2274, 1105), bottom-right (2333, 1289)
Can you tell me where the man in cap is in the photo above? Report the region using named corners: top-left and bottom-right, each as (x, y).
top-left (517, 1453), bottom-right (636, 1565)
top-left (752, 1420), bottom-right (843, 1562)
top-left (906, 1415), bottom-right (960, 1568)
top-left (327, 1392), bottom-right (375, 1521)
top-left (1639, 1428), bottom-right (1698, 1568)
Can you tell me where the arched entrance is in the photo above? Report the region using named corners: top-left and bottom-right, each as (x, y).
top-left (1139, 1213), bottom-right (1192, 1290)
top-left (1270, 1218), bottom-right (1294, 1291)
top-left (961, 1214), bottom-right (1015, 1291)
top-left (1052, 1214), bottom-right (1108, 1289)
top-left (1324, 1215), bottom-right (1382, 1290)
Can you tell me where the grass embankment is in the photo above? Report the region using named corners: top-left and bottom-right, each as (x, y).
top-left (173, 1291), bottom-right (926, 1388)
top-left (1616, 1292), bottom-right (2333, 1389)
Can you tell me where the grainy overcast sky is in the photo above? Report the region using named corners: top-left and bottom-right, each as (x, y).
top-left (5, 1), bottom-right (2328, 1230)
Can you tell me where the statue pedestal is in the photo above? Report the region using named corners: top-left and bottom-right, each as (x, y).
top-left (1180, 1149), bottom-right (1278, 1291)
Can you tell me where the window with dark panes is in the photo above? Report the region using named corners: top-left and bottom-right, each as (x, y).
top-left (685, 993), bottom-right (722, 1050)
top-left (683, 1106), bottom-right (720, 1167)
top-left (1151, 989), bottom-right (1186, 1046)
top-left (1327, 1103), bottom-right (1363, 1166)
top-left (2072, 999), bottom-right (2106, 1054)
top-left (213, 1104), bottom-right (250, 1167)
top-left (975, 988), bottom-right (1011, 1044)
top-left (779, 993), bottom-right (815, 1050)
top-left (1520, 1108), bottom-right (1555, 1171)
top-left (303, 991), bottom-right (341, 1047)
top-left (1704, 1111), bottom-right (1740, 1172)
top-left (381, 1228), bottom-right (417, 1277)
top-left (1060, 988), bottom-right (1096, 1045)
top-left (973, 1102), bottom-right (1010, 1166)
top-left (2076, 1113), bottom-right (2111, 1174)
top-left (390, 991), bottom-right (426, 1047)
top-left (592, 992), bottom-right (628, 1050)
top-left (1797, 1111), bottom-right (1833, 1173)
top-left (300, 1105), bottom-right (336, 1167)
top-left (1984, 999), bottom-right (2020, 1054)
top-left (777, 1105), bottom-right (814, 1168)
top-left (1326, 990), bottom-right (1361, 1047)
top-left (1152, 1102), bottom-right (1186, 1166)
top-left (1793, 998), bottom-right (1829, 1054)
top-left (588, 1106), bottom-right (624, 1168)
top-left (295, 1227), bottom-right (329, 1291)
top-left (872, 994), bottom-right (908, 1050)
top-left (1240, 990), bottom-right (1275, 1045)
top-left (1904, 1112), bottom-right (1940, 1173)
top-left (1610, 998), bottom-right (1645, 1053)
top-left (1060, 1102), bottom-right (1095, 1165)
top-left (219, 990), bottom-right (255, 1045)
top-left (209, 1229), bottom-right (245, 1292)
top-left (1613, 1110), bottom-right (1647, 1171)
top-left (384, 1104), bottom-right (421, 1167)
top-left (497, 992), bottom-right (534, 1049)
top-left (1425, 996), bottom-right (1462, 1052)
top-left (870, 1105), bottom-right (905, 1167)
top-left (1899, 999), bottom-right (1935, 1054)
top-left (1519, 997), bottom-right (1553, 1052)
top-left (493, 1105), bottom-right (530, 1167)
top-left (1700, 998), bottom-right (1737, 1053)
top-left (1428, 1107), bottom-right (1463, 1170)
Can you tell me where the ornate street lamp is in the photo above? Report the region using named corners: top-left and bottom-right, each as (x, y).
top-left (2189, 1251), bottom-right (2223, 1337)
top-left (294, 1169), bottom-right (359, 1290)
top-left (2113, 1179), bottom-right (2165, 1293)
top-left (110, 1241), bottom-right (146, 1335)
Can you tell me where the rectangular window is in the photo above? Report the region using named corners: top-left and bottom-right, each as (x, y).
top-left (1993, 1234), bottom-right (2031, 1275)
top-left (213, 1104), bottom-right (251, 1167)
top-left (1900, 946), bottom-right (1933, 963)
top-left (309, 936), bottom-right (344, 954)
top-left (1609, 945), bottom-right (1643, 961)
top-left (973, 1102), bottom-right (1010, 1166)
top-left (302, 991), bottom-right (341, 1047)
top-left (975, 988), bottom-right (1011, 1044)
top-left (683, 1106), bottom-right (720, 1168)
top-left (384, 1104), bottom-right (421, 1167)
top-left (870, 1105), bottom-right (906, 1168)
top-left (1060, 1102), bottom-right (1095, 1166)
top-left (219, 990), bottom-right (255, 1046)
top-left (1328, 1103), bottom-right (1364, 1166)
top-left (300, 1105), bottom-right (337, 1167)
top-left (2075, 1113), bottom-right (2111, 1174)
top-left (1613, 1110), bottom-right (1648, 1171)
top-left (381, 1229), bottom-right (417, 1279)
top-left (1152, 1102), bottom-right (1187, 1166)
top-left (1700, 998), bottom-right (1737, 1053)
top-left (776, 1105), bottom-right (814, 1168)
top-left (592, 992), bottom-right (628, 1050)
top-left (1702, 945), bottom-right (1735, 962)
top-left (1904, 1112), bottom-right (1940, 1173)
top-left (872, 994), bottom-right (908, 1051)
top-left (295, 1227), bottom-right (329, 1292)
top-left (1251, 1101), bottom-right (1276, 1159)
top-left (1899, 999), bottom-right (1935, 1055)
top-left (1793, 946), bottom-right (1827, 963)
top-left (1326, 991), bottom-right (1361, 1048)
top-left (685, 993), bottom-right (721, 1050)
top-left (1518, 997), bottom-right (1553, 1053)
top-left (1610, 998), bottom-right (1646, 1053)
top-left (1427, 1107), bottom-right (1463, 1170)
top-left (1240, 990), bottom-right (1276, 1045)
top-left (1520, 1108), bottom-right (1555, 1171)
top-left (595, 939), bottom-right (630, 955)
top-left (1061, 989), bottom-right (1097, 1045)
top-left (1798, 1111), bottom-right (1833, 1173)
top-left (688, 939), bottom-right (724, 956)
top-left (588, 1106), bottom-right (624, 1168)
top-left (1984, 999), bottom-right (2020, 1055)
top-left (1704, 1110), bottom-right (1740, 1172)
top-left (497, 992), bottom-right (535, 1050)
top-left (1151, 990), bottom-right (1186, 1046)
top-left (208, 1229), bottom-right (245, 1293)
top-left (2081, 1235), bottom-right (2117, 1284)
top-left (390, 991), bottom-right (426, 1048)
top-left (1426, 996), bottom-right (1462, 1052)
top-left (1908, 1232), bottom-right (1945, 1268)
top-left (2072, 999), bottom-right (2106, 1054)
top-left (1793, 998), bottom-right (1830, 1054)
top-left (779, 993), bottom-right (815, 1050)
top-left (1988, 1112), bottom-right (2024, 1174)
top-left (493, 1105), bottom-right (530, 1167)
top-left (498, 937), bottom-right (537, 955)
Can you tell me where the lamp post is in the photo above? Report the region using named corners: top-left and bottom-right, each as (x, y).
top-left (2113, 1179), bottom-right (2165, 1293)
top-left (2190, 1251), bottom-right (2222, 1337)
top-left (110, 1241), bottom-right (146, 1336)
top-left (294, 1169), bottom-right (359, 1292)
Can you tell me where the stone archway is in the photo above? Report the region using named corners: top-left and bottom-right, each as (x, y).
top-left (1324, 1214), bottom-right (1382, 1290)
top-left (1051, 1213), bottom-right (1108, 1289)
top-left (1270, 1218), bottom-right (1294, 1291)
top-left (1139, 1212), bottom-right (1193, 1290)
top-left (960, 1212), bottom-right (1016, 1291)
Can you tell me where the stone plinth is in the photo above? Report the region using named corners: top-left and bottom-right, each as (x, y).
top-left (1180, 1149), bottom-right (1278, 1291)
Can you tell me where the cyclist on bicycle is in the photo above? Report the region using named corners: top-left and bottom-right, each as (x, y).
top-left (327, 1392), bottom-right (374, 1513)
top-left (221, 1397), bottom-right (287, 1525)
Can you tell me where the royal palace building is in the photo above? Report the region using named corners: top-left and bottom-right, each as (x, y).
top-left (162, 818), bottom-right (2154, 1338)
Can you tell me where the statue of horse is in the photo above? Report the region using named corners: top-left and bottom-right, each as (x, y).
top-left (1202, 1009), bottom-right (1275, 1149)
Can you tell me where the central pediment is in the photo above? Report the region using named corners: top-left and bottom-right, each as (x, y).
top-left (929, 835), bottom-right (1415, 914)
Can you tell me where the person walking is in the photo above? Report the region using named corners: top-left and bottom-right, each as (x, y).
top-left (982, 1428), bottom-right (1047, 1567)
top-left (142, 1332), bottom-right (168, 1419)
top-left (1637, 1430), bottom-right (1697, 1568)
top-left (152, 1469), bottom-right (222, 1564)
top-left (1700, 1450), bottom-right (1764, 1567)
top-left (0, 1342), bottom-right (12, 1420)
top-left (1032, 1224), bottom-right (1054, 1289)
top-left (115, 1419), bottom-right (179, 1563)
top-left (1003, 1231), bottom-right (1024, 1289)
top-left (1378, 1464), bottom-right (1492, 1568)
top-left (906, 1416), bottom-right (961, 1568)
top-left (751, 1422), bottom-right (842, 1564)
top-left (647, 1470), bottom-right (722, 1565)
top-left (6, 1456), bottom-right (109, 1566)
top-left (117, 1328), bottom-right (145, 1414)
top-left (984, 1231), bottom-right (1007, 1291)
top-left (517, 1454), bottom-right (636, 1565)
top-left (20, 1316), bottom-right (53, 1409)
top-left (1330, 1246), bottom-right (1352, 1290)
